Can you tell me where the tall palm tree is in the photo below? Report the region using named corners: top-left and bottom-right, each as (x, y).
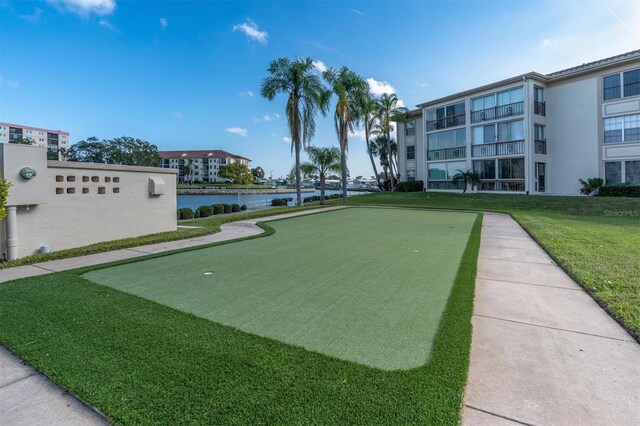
top-left (369, 135), bottom-right (397, 190)
top-left (323, 66), bottom-right (369, 204)
top-left (355, 92), bottom-right (381, 187)
top-left (261, 57), bottom-right (330, 206)
top-left (374, 93), bottom-right (408, 191)
top-left (300, 146), bottom-right (341, 204)
top-left (182, 159), bottom-right (194, 184)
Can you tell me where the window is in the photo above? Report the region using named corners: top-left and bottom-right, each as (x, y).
top-left (623, 69), bottom-right (640, 98)
top-left (626, 160), bottom-right (640, 185)
top-left (405, 120), bottom-right (415, 136)
top-left (605, 161), bottom-right (622, 184)
top-left (499, 158), bottom-right (525, 179)
top-left (406, 145), bottom-right (415, 160)
top-left (473, 120), bottom-right (523, 144)
top-left (604, 69), bottom-right (640, 101)
top-left (473, 160), bottom-right (496, 180)
top-left (428, 161), bottom-right (465, 181)
top-left (534, 86), bottom-right (544, 103)
top-left (426, 101), bottom-right (465, 131)
top-left (604, 113), bottom-right (640, 143)
top-left (427, 128), bottom-right (466, 150)
top-left (407, 170), bottom-right (416, 181)
top-left (604, 74), bottom-right (621, 100)
top-left (534, 124), bottom-right (545, 140)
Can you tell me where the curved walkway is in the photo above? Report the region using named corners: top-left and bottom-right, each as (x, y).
top-left (1, 207), bottom-right (638, 425)
top-left (462, 213), bottom-right (640, 425)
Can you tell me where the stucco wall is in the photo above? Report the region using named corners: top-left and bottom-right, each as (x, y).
top-left (0, 146), bottom-right (177, 259)
top-left (546, 77), bottom-right (600, 194)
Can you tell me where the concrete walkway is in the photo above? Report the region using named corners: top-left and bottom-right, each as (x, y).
top-left (0, 206), bottom-right (344, 425)
top-left (462, 213), bottom-right (640, 425)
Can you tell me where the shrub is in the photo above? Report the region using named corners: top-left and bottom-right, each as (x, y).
top-left (597, 184), bottom-right (640, 197)
top-left (212, 204), bottom-right (225, 215)
top-left (240, 204), bottom-right (247, 211)
top-left (271, 198), bottom-right (288, 207)
top-left (231, 204), bottom-right (241, 212)
top-left (0, 178), bottom-right (10, 222)
top-left (578, 177), bottom-right (604, 195)
top-left (196, 205), bottom-right (214, 218)
top-left (285, 197), bottom-right (293, 202)
top-left (396, 180), bottom-right (424, 192)
top-left (177, 208), bottom-right (194, 220)
top-left (223, 204), bottom-right (232, 214)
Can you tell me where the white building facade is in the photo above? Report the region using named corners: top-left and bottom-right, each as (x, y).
top-left (0, 122), bottom-right (69, 154)
top-left (398, 49), bottom-right (640, 195)
top-left (159, 150), bottom-right (252, 183)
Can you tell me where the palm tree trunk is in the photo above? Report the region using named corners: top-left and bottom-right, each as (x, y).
top-left (386, 130), bottom-right (395, 191)
top-left (341, 138), bottom-right (348, 205)
top-left (365, 124), bottom-right (379, 185)
top-left (320, 173), bottom-right (325, 205)
top-left (295, 140), bottom-right (302, 206)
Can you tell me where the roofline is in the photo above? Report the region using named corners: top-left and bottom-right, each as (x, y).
top-left (0, 122), bottom-right (69, 135)
top-left (546, 52), bottom-right (640, 81)
top-left (416, 72), bottom-right (548, 108)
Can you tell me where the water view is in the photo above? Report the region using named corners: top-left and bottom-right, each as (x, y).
top-left (177, 189), bottom-right (367, 209)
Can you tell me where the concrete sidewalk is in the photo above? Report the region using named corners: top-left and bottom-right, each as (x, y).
top-left (462, 213), bottom-right (640, 425)
top-left (0, 206), bottom-right (344, 425)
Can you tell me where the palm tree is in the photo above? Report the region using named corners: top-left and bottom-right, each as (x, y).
top-left (300, 146), bottom-right (341, 204)
top-left (261, 57), bottom-right (330, 206)
top-left (451, 169), bottom-right (481, 193)
top-left (369, 135), bottom-right (397, 190)
top-left (323, 67), bottom-right (369, 204)
top-left (355, 92), bottom-right (381, 187)
top-left (374, 93), bottom-right (408, 191)
top-left (182, 159), bottom-right (194, 185)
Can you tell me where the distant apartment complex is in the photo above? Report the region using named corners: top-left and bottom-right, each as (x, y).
top-left (159, 150), bottom-right (252, 183)
top-left (397, 49), bottom-right (640, 195)
top-left (0, 122), bottom-right (69, 153)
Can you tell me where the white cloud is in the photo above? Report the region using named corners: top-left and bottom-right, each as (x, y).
top-left (539, 38), bottom-right (558, 48)
top-left (172, 111), bottom-right (183, 119)
top-left (253, 113), bottom-right (280, 123)
top-left (312, 60), bottom-right (328, 73)
top-left (271, 132), bottom-right (277, 137)
top-left (352, 9), bottom-right (364, 16)
top-left (247, 90), bottom-right (254, 97)
top-left (20, 7), bottom-right (43, 22)
top-left (232, 20), bottom-right (268, 44)
top-left (47, 0), bottom-right (116, 16)
top-left (226, 127), bottom-right (248, 137)
top-left (283, 136), bottom-right (291, 143)
top-left (159, 17), bottom-right (167, 29)
top-left (348, 129), bottom-right (366, 141)
top-left (238, 90), bottom-right (254, 97)
top-left (98, 19), bottom-right (115, 30)
top-left (366, 77), bottom-right (396, 96)
top-left (0, 75), bottom-right (19, 89)
top-left (419, 83), bottom-right (429, 88)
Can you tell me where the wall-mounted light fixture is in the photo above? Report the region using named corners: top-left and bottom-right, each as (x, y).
top-left (20, 167), bottom-right (37, 180)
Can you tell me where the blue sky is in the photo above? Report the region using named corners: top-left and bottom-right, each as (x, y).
top-left (1, 0), bottom-right (639, 178)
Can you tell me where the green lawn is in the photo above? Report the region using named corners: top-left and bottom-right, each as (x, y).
top-left (348, 192), bottom-right (640, 340)
top-left (0, 209), bottom-right (482, 424)
top-left (84, 208), bottom-right (476, 370)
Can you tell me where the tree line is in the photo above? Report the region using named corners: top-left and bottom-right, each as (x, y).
top-left (261, 57), bottom-right (408, 206)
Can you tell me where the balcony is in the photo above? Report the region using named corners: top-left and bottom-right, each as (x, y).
top-left (534, 101), bottom-right (546, 116)
top-left (471, 101), bottom-right (524, 123)
top-left (427, 146), bottom-right (466, 161)
top-left (427, 181), bottom-right (464, 190)
top-left (478, 179), bottom-right (525, 192)
top-left (535, 139), bottom-right (547, 154)
top-left (426, 114), bottom-right (466, 132)
top-left (471, 140), bottom-right (524, 157)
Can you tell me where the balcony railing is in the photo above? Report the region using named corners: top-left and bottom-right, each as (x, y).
top-left (535, 139), bottom-right (547, 154)
top-left (427, 146), bottom-right (466, 161)
top-left (470, 101), bottom-right (524, 123)
top-left (471, 140), bottom-right (525, 157)
top-left (426, 114), bottom-right (466, 132)
top-left (427, 181), bottom-right (464, 190)
top-left (534, 101), bottom-right (546, 116)
top-left (478, 179), bottom-right (525, 192)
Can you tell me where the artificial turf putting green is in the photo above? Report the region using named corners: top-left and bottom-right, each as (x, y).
top-left (84, 207), bottom-right (477, 370)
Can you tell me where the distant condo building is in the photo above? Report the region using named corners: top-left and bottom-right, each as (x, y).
top-left (397, 49), bottom-right (640, 195)
top-left (0, 122), bottom-right (69, 153)
top-left (159, 150), bottom-right (252, 183)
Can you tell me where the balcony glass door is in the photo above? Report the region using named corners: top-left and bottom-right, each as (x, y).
top-left (536, 162), bottom-right (546, 192)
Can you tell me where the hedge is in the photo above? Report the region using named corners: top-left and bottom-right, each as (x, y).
top-left (195, 205), bottom-right (214, 218)
top-left (597, 184), bottom-right (640, 197)
top-left (271, 198), bottom-right (289, 206)
top-left (223, 204), bottom-right (232, 214)
top-left (240, 205), bottom-right (247, 211)
top-left (212, 204), bottom-right (225, 215)
top-left (177, 208), bottom-right (194, 220)
top-left (231, 204), bottom-right (241, 213)
top-left (396, 180), bottom-right (424, 192)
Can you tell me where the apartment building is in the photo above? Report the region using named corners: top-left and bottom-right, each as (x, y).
top-left (397, 49), bottom-right (640, 195)
top-left (0, 122), bottom-right (69, 153)
top-left (159, 150), bottom-right (252, 183)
